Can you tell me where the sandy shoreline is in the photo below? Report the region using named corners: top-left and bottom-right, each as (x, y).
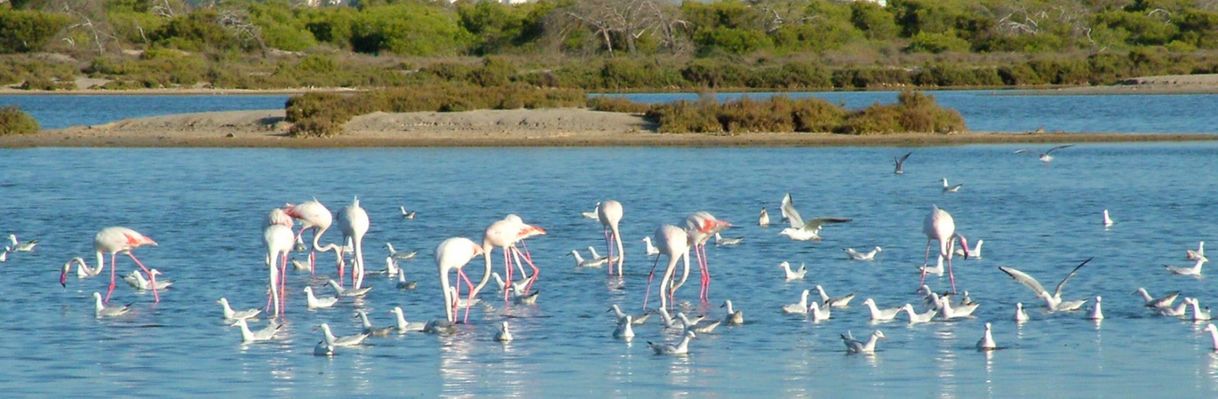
top-left (1, 108), bottom-right (1215, 148)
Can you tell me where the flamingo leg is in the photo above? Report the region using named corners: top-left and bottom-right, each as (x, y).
top-left (701, 244), bottom-right (711, 302)
top-left (604, 228), bottom-right (614, 276)
top-left (279, 252), bottom-right (289, 317)
top-left (457, 269), bottom-right (475, 323)
top-left (516, 247), bottom-right (539, 294)
top-left (503, 248), bottom-right (513, 303)
top-left (643, 256), bottom-right (661, 311)
top-left (105, 253), bottom-right (117, 304)
top-left (919, 239), bottom-right (933, 288)
top-left (516, 241), bottom-right (533, 279)
top-left (127, 252), bottom-right (159, 303)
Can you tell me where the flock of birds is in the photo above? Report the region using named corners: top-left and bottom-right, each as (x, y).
top-left (26, 143), bottom-right (1218, 360)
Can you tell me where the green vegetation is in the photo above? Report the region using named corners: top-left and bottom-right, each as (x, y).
top-left (0, 106), bottom-right (40, 135)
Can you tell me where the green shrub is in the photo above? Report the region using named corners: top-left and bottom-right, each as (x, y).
top-left (0, 10), bottom-right (71, 53)
top-left (646, 99), bottom-right (724, 134)
top-left (906, 31), bottom-right (970, 54)
top-left (0, 106), bottom-right (40, 135)
top-left (587, 96), bottom-right (653, 113)
top-left (837, 90), bottom-right (964, 134)
top-left (791, 98), bottom-right (845, 132)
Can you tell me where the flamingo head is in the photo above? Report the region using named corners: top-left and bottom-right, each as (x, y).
top-left (518, 224), bottom-right (546, 239)
top-left (59, 263), bottom-right (69, 287)
top-left (956, 235), bottom-right (970, 259)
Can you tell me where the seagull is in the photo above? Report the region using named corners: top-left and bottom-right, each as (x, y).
top-left (1103, 209), bottom-right (1114, 228)
top-left (929, 292), bottom-right (978, 320)
top-left (816, 285), bottom-right (855, 308)
top-left (1159, 301), bottom-right (1189, 317)
top-left (721, 299), bottom-right (744, 325)
top-left (714, 232), bottom-right (743, 247)
top-left (385, 242), bottom-right (417, 261)
top-left (123, 269), bottom-right (172, 291)
top-left (396, 271), bottom-right (418, 290)
top-left (232, 319), bottom-right (281, 343)
top-left (1133, 288), bottom-right (1179, 310)
top-left (399, 206), bottom-right (416, 220)
top-left (641, 236), bottom-right (660, 257)
top-left (976, 322), bottom-right (996, 351)
top-left (999, 258), bottom-right (1093, 311)
top-left (862, 298), bottom-right (902, 322)
top-left (613, 316), bottom-right (635, 341)
top-left (783, 289), bottom-right (812, 314)
top-left (513, 289), bottom-right (540, 305)
top-left (918, 261), bottom-right (945, 276)
top-left (845, 247), bottom-right (882, 261)
top-left (1188, 297), bottom-right (1213, 321)
top-left (389, 307), bottom-right (427, 333)
top-left (649, 331), bottom-right (695, 355)
top-left (422, 319), bottom-right (457, 335)
top-left (808, 300), bottom-right (831, 322)
top-left (609, 304), bottom-right (651, 325)
top-left (901, 304), bottom-right (936, 324)
top-left (494, 321), bottom-right (514, 342)
top-left (581, 202), bottom-right (601, 220)
top-left (678, 312), bottom-right (722, 334)
top-left (1014, 302), bottom-right (1029, 322)
top-left (586, 247), bottom-right (616, 265)
top-left (1166, 258), bottom-right (1208, 277)
top-left (1088, 296), bottom-right (1104, 320)
top-left (291, 259), bottom-right (312, 272)
top-left (954, 239), bottom-right (984, 259)
top-left (93, 292), bottom-right (132, 318)
top-left (1015, 144), bottom-right (1074, 163)
top-left (778, 193), bottom-right (851, 241)
top-left (570, 249), bottom-right (607, 268)
top-left (319, 323), bottom-right (369, 347)
top-left (758, 207), bottom-right (770, 227)
top-left (841, 330), bottom-right (885, 354)
top-left (894, 152), bottom-right (912, 175)
top-left (8, 234), bottom-right (37, 252)
top-left (492, 272), bottom-right (528, 295)
top-left (314, 340), bottom-right (336, 356)
top-left (778, 261), bottom-right (806, 281)
top-left (941, 178), bottom-right (962, 193)
top-left (1205, 324), bottom-right (1218, 351)
top-left (0, 247), bottom-right (7, 263)
top-left (303, 286), bottom-right (338, 309)
top-left (1187, 241), bottom-right (1207, 261)
top-left (355, 310), bottom-right (395, 337)
top-left (657, 307), bottom-right (678, 329)
top-left (217, 297), bottom-right (261, 322)
top-left (328, 279), bottom-right (371, 297)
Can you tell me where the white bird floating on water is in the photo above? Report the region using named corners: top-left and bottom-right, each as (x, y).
top-left (808, 300), bottom-right (832, 322)
top-left (570, 249), bottom-right (607, 268)
top-left (816, 285), bottom-right (855, 309)
top-left (355, 310), bottom-right (395, 337)
top-left (0, 247), bottom-right (8, 263)
top-left (1187, 241), bottom-right (1207, 261)
top-left (778, 261), bottom-right (806, 281)
top-left (901, 304), bottom-right (936, 324)
top-left (217, 297), bottom-right (261, 322)
top-left (314, 340), bottom-right (336, 356)
top-left (8, 234), bottom-right (37, 252)
top-left (1015, 144), bottom-right (1074, 163)
top-left (1159, 301), bottom-right (1189, 317)
top-left (303, 286), bottom-right (338, 309)
top-left (678, 312), bottom-right (721, 334)
top-left (1166, 258), bottom-right (1208, 277)
top-left (641, 236), bottom-right (660, 257)
top-left (123, 269), bottom-right (172, 291)
top-left (758, 207), bottom-right (770, 227)
top-left (613, 316), bottom-right (635, 341)
top-left (328, 279), bottom-right (372, 297)
top-left (581, 202), bottom-right (601, 220)
top-left (1103, 209), bottom-right (1115, 228)
top-left (93, 292), bottom-right (132, 318)
top-left (1205, 324), bottom-right (1218, 351)
top-left (609, 304), bottom-right (650, 325)
top-left (1187, 297), bottom-right (1213, 322)
top-left (1014, 302), bottom-right (1029, 323)
top-left (918, 261), bottom-right (945, 277)
top-left (999, 258), bottom-right (1093, 312)
top-left (1088, 296), bottom-right (1104, 320)
top-left (941, 178), bottom-right (963, 193)
top-left (976, 322), bottom-right (996, 351)
top-left (954, 239), bottom-right (984, 259)
top-left (492, 272), bottom-right (528, 296)
top-left (714, 232), bottom-right (743, 247)
top-left (396, 272), bottom-right (418, 290)
top-left (845, 247), bottom-right (882, 261)
top-left (1134, 288), bottom-right (1180, 310)
top-left (649, 331), bottom-right (695, 355)
top-left (842, 330), bottom-right (885, 354)
top-left (862, 298), bottom-right (902, 322)
top-left (722, 299), bottom-right (744, 325)
top-left (778, 193), bottom-right (851, 241)
top-left (783, 290), bottom-right (812, 314)
top-left (232, 318), bottom-right (281, 343)
top-left (926, 292), bottom-right (978, 320)
top-left (657, 308), bottom-right (678, 329)
top-left (390, 307), bottom-right (427, 333)
top-left (495, 321), bottom-right (514, 343)
top-left (399, 206), bottom-right (416, 220)
top-left (319, 322), bottom-right (369, 347)
top-left (385, 242), bottom-right (417, 262)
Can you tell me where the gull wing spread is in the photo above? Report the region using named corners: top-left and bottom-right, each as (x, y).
top-left (1052, 257), bottom-right (1092, 299)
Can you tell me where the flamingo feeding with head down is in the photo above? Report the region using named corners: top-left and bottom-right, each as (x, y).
top-left (282, 199), bottom-right (341, 277)
top-left (481, 215), bottom-right (546, 303)
top-left (60, 227), bottom-right (160, 304)
top-left (264, 208), bottom-right (295, 317)
top-left (685, 212), bottom-right (731, 302)
top-left (436, 237), bottom-right (486, 323)
top-left (921, 205), bottom-right (970, 293)
top-left (643, 225), bottom-right (690, 311)
top-left (338, 197), bottom-right (370, 289)
top-left (597, 200), bottom-right (625, 276)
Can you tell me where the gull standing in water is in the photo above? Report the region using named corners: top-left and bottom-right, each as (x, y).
top-left (778, 193), bottom-right (851, 242)
top-left (1000, 258), bottom-right (1093, 312)
top-left (842, 330), bottom-right (885, 354)
top-left (1134, 288), bottom-right (1180, 310)
top-left (808, 301), bottom-right (831, 322)
top-left (783, 290), bottom-right (812, 314)
top-left (93, 292), bottom-right (131, 318)
top-left (390, 307), bottom-right (427, 333)
top-left (758, 207), bottom-right (770, 227)
top-left (218, 298), bottom-right (261, 322)
top-left (976, 323), bottom-right (996, 351)
top-left (845, 247), bottom-right (882, 261)
top-left (649, 331), bottom-right (696, 355)
top-left (232, 319), bottom-right (281, 343)
top-left (893, 152), bottom-right (912, 175)
top-left (303, 286), bottom-right (338, 309)
top-left (778, 261), bottom-right (806, 281)
top-left (1166, 258), bottom-right (1208, 277)
top-left (722, 299), bottom-right (744, 325)
top-left (941, 178), bottom-right (963, 193)
top-left (613, 316), bottom-right (635, 341)
top-left (678, 312), bottom-right (722, 334)
top-left (817, 285), bottom-right (855, 309)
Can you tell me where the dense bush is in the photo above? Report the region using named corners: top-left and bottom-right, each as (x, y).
top-left (0, 106), bottom-right (40, 135)
top-left (644, 92), bottom-right (950, 134)
top-left (587, 96), bottom-right (653, 114)
top-left (0, 9), bottom-right (71, 53)
top-left (837, 90), bottom-right (964, 134)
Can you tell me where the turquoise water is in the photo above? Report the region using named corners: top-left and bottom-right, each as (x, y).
top-left (5, 91), bottom-right (1218, 133)
top-left (1, 144), bottom-right (1217, 397)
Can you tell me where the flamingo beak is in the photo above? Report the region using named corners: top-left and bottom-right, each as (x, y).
top-left (531, 225), bottom-right (547, 236)
top-left (958, 236), bottom-right (970, 259)
top-left (59, 265), bottom-right (68, 287)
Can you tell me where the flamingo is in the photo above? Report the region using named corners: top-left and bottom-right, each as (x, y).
top-left (643, 225), bottom-right (690, 311)
top-left (921, 205), bottom-right (970, 293)
top-left (59, 227), bottom-right (160, 304)
top-left (598, 200), bottom-right (625, 276)
top-left (685, 212), bottom-right (731, 302)
top-left (480, 216), bottom-right (546, 303)
top-left (338, 197), bottom-right (370, 289)
top-left (282, 199), bottom-right (340, 278)
top-left (264, 209), bottom-right (295, 317)
top-left (436, 237), bottom-right (485, 323)
top-left (60, 257), bottom-right (103, 283)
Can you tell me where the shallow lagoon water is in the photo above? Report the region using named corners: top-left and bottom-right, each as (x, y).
top-left (1, 144), bottom-right (1217, 397)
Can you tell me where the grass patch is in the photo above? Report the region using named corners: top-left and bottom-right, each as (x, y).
top-left (0, 106), bottom-right (40, 135)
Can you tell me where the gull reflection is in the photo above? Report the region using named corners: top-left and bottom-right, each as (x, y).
top-left (666, 355), bottom-right (694, 399)
top-left (438, 328), bottom-right (477, 399)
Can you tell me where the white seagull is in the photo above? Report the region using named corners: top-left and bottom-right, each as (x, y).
top-left (783, 290), bottom-right (812, 314)
top-left (1204, 324), bottom-right (1218, 351)
top-left (642, 236), bottom-right (660, 257)
top-left (609, 304), bottom-right (651, 325)
top-left (1166, 258), bottom-right (1208, 277)
top-left (1014, 302), bottom-right (1029, 323)
top-left (328, 279), bottom-right (372, 297)
top-left (778, 193), bottom-right (851, 241)
top-left (355, 310), bottom-right (395, 337)
top-left (1015, 144), bottom-right (1074, 163)
top-left (714, 232), bottom-right (743, 247)
top-left (862, 298), bottom-right (902, 322)
top-left (893, 151), bottom-right (912, 175)
top-left (385, 242), bottom-right (417, 262)
top-left (976, 322), bottom-right (996, 351)
top-left (1187, 241), bottom-right (1206, 261)
top-left (1088, 296), bottom-right (1104, 320)
top-left (1133, 288), bottom-right (1179, 310)
top-left (303, 286), bottom-right (339, 309)
top-left (217, 297), bottom-right (261, 322)
top-left (396, 272), bottom-right (418, 290)
top-left (495, 321), bottom-right (514, 342)
top-left (8, 234), bottom-right (37, 252)
top-left (954, 239), bottom-right (984, 259)
top-left (93, 292), bottom-right (132, 318)
top-left (613, 316), bottom-right (635, 341)
top-left (399, 206), bottom-right (416, 220)
top-left (999, 258), bottom-right (1093, 312)
top-left (778, 261), bottom-right (807, 281)
top-left (845, 246), bottom-right (882, 261)
top-left (492, 272), bottom-right (528, 296)
top-left (319, 323), bottom-right (369, 347)
top-left (581, 202), bottom-right (601, 220)
top-left (808, 300), bottom-right (832, 322)
top-left (941, 178), bottom-right (963, 193)
top-left (901, 304), bottom-right (936, 325)
top-left (232, 319), bottom-right (281, 343)
top-left (1187, 298), bottom-right (1213, 321)
top-left (649, 331), bottom-right (695, 355)
top-left (816, 285), bottom-right (855, 308)
top-left (722, 299), bottom-right (744, 325)
top-left (390, 307), bottom-right (427, 333)
top-left (842, 330), bottom-right (886, 354)
top-left (758, 207), bottom-right (770, 227)
top-left (1103, 209), bottom-right (1114, 228)
top-left (123, 269), bottom-right (172, 291)
top-left (678, 312), bottom-right (722, 334)
top-left (570, 249), bottom-right (607, 268)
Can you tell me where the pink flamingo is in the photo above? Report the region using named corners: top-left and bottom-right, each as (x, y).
top-left (598, 200), bottom-right (625, 276)
top-left (685, 212), bottom-right (731, 302)
top-left (643, 225), bottom-right (690, 311)
top-left (59, 227), bottom-right (160, 304)
top-left (282, 199), bottom-right (340, 278)
top-left (480, 215), bottom-right (546, 303)
top-left (436, 237), bottom-right (485, 323)
top-left (264, 209), bottom-right (295, 317)
top-left (339, 197), bottom-right (370, 289)
top-left (921, 205), bottom-right (970, 293)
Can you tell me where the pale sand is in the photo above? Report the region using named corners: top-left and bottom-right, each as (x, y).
top-left (2, 108), bottom-right (1215, 148)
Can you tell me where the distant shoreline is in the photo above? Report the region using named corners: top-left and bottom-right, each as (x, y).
top-left (1, 108), bottom-right (1214, 148)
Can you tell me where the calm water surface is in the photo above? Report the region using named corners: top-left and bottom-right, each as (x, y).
top-left (1, 144), bottom-right (1217, 397)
